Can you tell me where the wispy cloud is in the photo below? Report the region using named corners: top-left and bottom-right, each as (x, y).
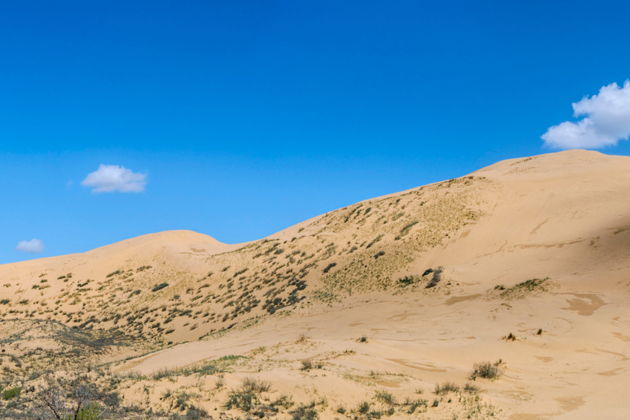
top-left (82, 164), bottom-right (147, 193)
top-left (16, 238), bottom-right (44, 254)
top-left (542, 81), bottom-right (630, 149)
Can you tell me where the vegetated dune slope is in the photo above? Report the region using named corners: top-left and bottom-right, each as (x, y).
top-left (2, 149), bottom-right (630, 419)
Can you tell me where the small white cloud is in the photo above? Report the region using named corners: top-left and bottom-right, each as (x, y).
top-left (81, 164), bottom-right (147, 193)
top-left (542, 81), bottom-right (630, 149)
top-left (16, 239), bottom-right (44, 254)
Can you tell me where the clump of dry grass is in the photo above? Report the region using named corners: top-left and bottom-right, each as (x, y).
top-left (470, 360), bottom-right (502, 380)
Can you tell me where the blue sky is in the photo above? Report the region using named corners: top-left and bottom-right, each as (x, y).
top-left (3, 0), bottom-right (630, 262)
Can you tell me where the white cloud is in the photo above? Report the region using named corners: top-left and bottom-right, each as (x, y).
top-left (542, 81), bottom-right (630, 149)
top-left (81, 164), bottom-right (147, 193)
top-left (16, 239), bottom-right (44, 254)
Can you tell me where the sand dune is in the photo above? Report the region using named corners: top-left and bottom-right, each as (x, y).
top-left (2, 149), bottom-right (630, 419)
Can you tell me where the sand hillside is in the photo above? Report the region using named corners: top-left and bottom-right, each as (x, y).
top-left (1, 149), bottom-right (629, 419)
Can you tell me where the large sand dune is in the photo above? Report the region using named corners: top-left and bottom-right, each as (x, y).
top-left (1, 149), bottom-right (629, 419)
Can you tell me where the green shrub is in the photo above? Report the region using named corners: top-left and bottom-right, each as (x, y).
top-left (73, 402), bottom-right (102, 420)
top-left (2, 387), bottom-right (21, 400)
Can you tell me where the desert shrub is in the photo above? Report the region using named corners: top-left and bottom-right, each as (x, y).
top-left (270, 395), bottom-right (293, 411)
top-left (463, 383), bottom-right (479, 393)
top-left (241, 378), bottom-right (270, 393)
top-left (74, 401), bottom-right (102, 420)
top-left (224, 378), bottom-right (271, 413)
top-left (374, 390), bottom-right (395, 406)
top-left (151, 282), bottom-right (169, 292)
top-left (290, 402), bottom-right (319, 420)
top-left (515, 278), bottom-right (548, 291)
top-left (322, 263), bottom-right (337, 273)
top-left (404, 398), bottom-right (427, 414)
top-left (357, 401), bottom-right (370, 414)
top-left (225, 389), bottom-right (257, 412)
top-left (300, 360), bottom-right (322, 371)
top-left (0, 299), bottom-right (9, 304)
top-left (2, 387), bottom-right (21, 400)
top-left (35, 375), bottom-right (119, 419)
top-left (500, 277), bottom-right (550, 298)
top-left (173, 392), bottom-right (193, 410)
top-left (434, 382), bottom-right (459, 395)
top-left (366, 234), bottom-right (383, 248)
top-left (470, 361), bottom-right (501, 380)
top-left (397, 275), bottom-right (419, 287)
top-left (128, 290), bottom-right (141, 298)
top-left (357, 336), bottom-right (368, 343)
top-left (399, 221), bottom-right (419, 236)
top-left (185, 406), bottom-right (209, 419)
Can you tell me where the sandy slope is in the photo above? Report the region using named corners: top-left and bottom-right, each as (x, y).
top-left (2, 149), bottom-right (630, 419)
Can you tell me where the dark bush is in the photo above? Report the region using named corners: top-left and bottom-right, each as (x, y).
top-left (151, 283), bottom-right (169, 292)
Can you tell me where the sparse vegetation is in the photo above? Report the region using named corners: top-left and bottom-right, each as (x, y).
top-left (151, 282), bottom-right (169, 292)
top-left (374, 390), bottom-right (396, 406)
top-left (470, 360), bottom-right (502, 380)
top-left (290, 401), bottom-right (319, 420)
top-left (463, 383), bottom-right (480, 393)
top-left (397, 275), bottom-right (419, 286)
top-left (224, 378), bottom-right (272, 413)
top-left (300, 359), bottom-right (323, 371)
top-left (322, 262), bottom-right (337, 273)
top-left (499, 277), bottom-right (550, 298)
top-left (399, 220), bottom-right (419, 236)
top-left (434, 382), bottom-right (459, 395)
top-left (0, 169), bottom-right (500, 419)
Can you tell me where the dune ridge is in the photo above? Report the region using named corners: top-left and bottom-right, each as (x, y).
top-left (2, 149), bottom-right (630, 419)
